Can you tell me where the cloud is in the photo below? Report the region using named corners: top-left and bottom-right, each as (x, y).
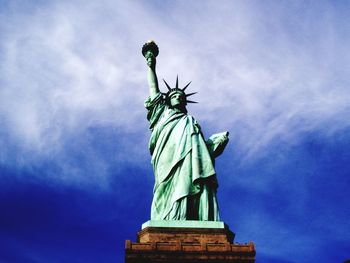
top-left (1, 3), bottom-right (350, 262)
top-left (0, 0), bottom-right (350, 186)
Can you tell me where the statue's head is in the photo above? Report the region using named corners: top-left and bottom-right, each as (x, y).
top-left (163, 76), bottom-right (197, 113)
top-left (169, 90), bottom-right (186, 109)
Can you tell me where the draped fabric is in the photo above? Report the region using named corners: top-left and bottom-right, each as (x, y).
top-left (145, 94), bottom-right (220, 221)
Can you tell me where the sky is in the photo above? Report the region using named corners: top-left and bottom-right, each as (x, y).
top-left (0, 0), bottom-right (350, 262)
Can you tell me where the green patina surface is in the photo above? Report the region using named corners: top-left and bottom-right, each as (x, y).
top-left (142, 41), bottom-right (229, 221)
top-left (142, 220), bottom-right (225, 229)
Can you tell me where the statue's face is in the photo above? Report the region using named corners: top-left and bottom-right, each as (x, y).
top-left (170, 92), bottom-right (186, 108)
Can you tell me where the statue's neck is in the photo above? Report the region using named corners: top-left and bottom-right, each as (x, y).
top-left (169, 105), bottom-right (187, 114)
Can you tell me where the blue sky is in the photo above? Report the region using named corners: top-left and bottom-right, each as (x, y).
top-left (1, 0), bottom-right (350, 262)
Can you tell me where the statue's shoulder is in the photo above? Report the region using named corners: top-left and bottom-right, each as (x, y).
top-left (145, 93), bottom-right (165, 109)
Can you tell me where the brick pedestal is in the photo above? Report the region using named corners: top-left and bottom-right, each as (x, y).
top-left (125, 221), bottom-right (255, 263)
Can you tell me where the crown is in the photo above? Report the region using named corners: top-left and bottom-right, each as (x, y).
top-left (163, 75), bottom-right (197, 105)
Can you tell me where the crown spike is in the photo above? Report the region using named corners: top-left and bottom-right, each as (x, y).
top-left (175, 75), bottom-right (179, 89)
top-left (186, 92), bottom-right (197, 97)
top-left (163, 79), bottom-right (172, 90)
top-left (186, 100), bottom-right (198, 104)
top-left (182, 81), bottom-right (192, 91)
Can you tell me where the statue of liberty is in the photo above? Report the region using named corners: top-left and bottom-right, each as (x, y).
top-left (142, 41), bottom-right (229, 221)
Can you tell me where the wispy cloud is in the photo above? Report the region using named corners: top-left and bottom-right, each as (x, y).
top-left (1, 2), bottom-right (350, 262)
top-left (0, 0), bottom-right (349, 186)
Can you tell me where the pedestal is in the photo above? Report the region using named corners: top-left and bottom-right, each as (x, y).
top-left (125, 221), bottom-right (255, 262)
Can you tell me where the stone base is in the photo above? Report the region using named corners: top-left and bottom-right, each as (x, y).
top-left (125, 221), bottom-right (255, 263)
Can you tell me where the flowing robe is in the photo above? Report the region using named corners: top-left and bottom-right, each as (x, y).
top-left (145, 94), bottom-right (220, 221)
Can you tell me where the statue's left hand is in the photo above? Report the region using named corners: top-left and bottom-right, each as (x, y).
top-left (206, 131), bottom-right (229, 158)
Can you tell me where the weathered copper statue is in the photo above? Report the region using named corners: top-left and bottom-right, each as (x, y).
top-left (143, 41), bottom-right (229, 221)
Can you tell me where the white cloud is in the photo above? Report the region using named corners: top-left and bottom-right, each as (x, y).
top-left (0, 0), bottom-right (349, 185)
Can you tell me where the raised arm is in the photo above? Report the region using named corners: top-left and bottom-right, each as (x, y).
top-left (145, 51), bottom-right (160, 100)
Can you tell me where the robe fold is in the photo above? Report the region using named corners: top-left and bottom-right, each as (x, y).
top-left (145, 94), bottom-right (220, 221)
